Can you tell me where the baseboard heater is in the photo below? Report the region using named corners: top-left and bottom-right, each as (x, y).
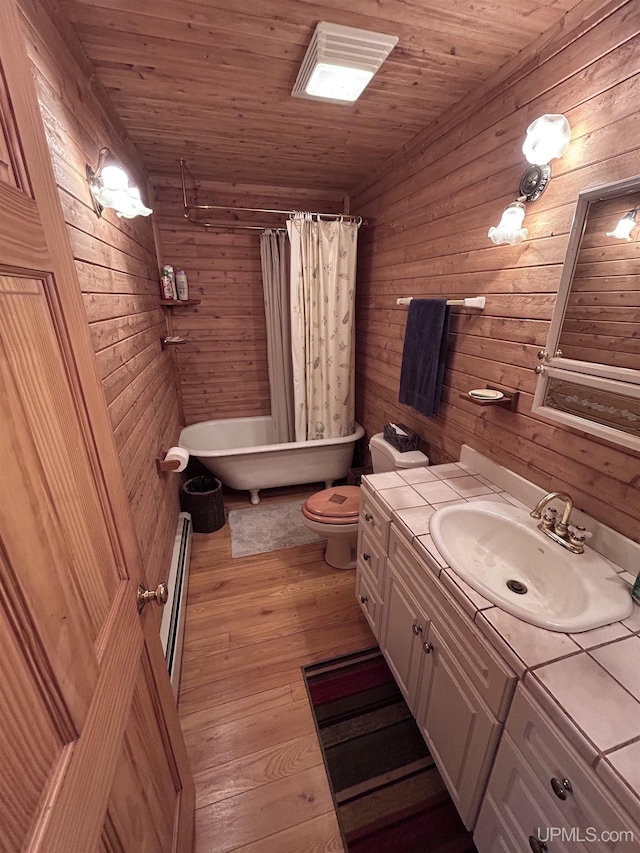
top-left (160, 511), bottom-right (192, 696)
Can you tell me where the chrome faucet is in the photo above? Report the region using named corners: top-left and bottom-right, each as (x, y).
top-left (530, 492), bottom-right (588, 554)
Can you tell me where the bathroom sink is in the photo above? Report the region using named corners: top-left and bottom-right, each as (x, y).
top-left (429, 501), bottom-right (633, 633)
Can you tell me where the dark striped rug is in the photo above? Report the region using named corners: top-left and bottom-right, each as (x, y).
top-left (303, 647), bottom-right (477, 853)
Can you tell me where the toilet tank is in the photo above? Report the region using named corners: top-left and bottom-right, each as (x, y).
top-left (369, 433), bottom-right (429, 473)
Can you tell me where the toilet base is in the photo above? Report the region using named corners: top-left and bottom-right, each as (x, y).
top-left (301, 516), bottom-right (358, 570)
top-left (323, 531), bottom-right (358, 570)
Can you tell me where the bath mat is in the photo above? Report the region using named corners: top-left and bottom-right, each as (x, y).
top-left (303, 648), bottom-right (477, 853)
top-left (228, 499), bottom-right (322, 558)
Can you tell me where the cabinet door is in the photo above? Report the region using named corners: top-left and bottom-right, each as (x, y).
top-left (381, 562), bottom-right (428, 712)
top-left (416, 623), bottom-right (502, 829)
top-left (474, 733), bottom-right (581, 853)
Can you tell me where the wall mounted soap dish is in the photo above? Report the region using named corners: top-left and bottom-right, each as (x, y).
top-left (161, 336), bottom-right (187, 349)
top-left (461, 385), bottom-right (518, 411)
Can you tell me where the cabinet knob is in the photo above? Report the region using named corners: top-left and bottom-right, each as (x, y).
top-left (360, 595), bottom-right (368, 604)
top-left (363, 553), bottom-right (371, 561)
top-left (364, 513), bottom-right (373, 522)
top-left (423, 641), bottom-right (435, 654)
top-left (412, 623), bottom-right (423, 635)
top-left (550, 777), bottom-right (573, 800)
top-left (529, 837), bottom-right (548, 853)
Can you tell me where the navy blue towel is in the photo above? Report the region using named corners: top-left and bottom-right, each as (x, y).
top-left (399, 299), bottom-right (451, 417)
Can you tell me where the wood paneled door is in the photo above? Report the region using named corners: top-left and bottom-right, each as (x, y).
top-left (0, 0), bottom-right (193, 850)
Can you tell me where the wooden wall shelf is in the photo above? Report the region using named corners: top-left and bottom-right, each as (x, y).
top-left (460, 386), bottom-right (519, 411)
top-left (160, 299), bottom-right (201, 307)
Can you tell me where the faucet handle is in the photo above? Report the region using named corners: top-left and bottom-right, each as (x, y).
top-left (568, 524), bottom-right (591, 549)
top-left (540, 507), bottom-right (558, 529)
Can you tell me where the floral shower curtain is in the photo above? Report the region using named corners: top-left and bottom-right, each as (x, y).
top-left (287, 214), bottom-right (359, 441)
top-left (259, 229), bottom-right (294, 443)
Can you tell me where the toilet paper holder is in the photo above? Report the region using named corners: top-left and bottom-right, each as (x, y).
top-left (156, 448), bottom-right (187, 475)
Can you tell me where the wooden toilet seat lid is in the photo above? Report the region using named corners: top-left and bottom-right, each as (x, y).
top-left (302, 486), bottom-right (360, 522)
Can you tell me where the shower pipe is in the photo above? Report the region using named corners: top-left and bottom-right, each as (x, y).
top-left (179, 159), bottom-right (368, 230)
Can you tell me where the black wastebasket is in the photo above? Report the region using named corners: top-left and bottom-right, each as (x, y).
top-left (181, 475), bottom-right (225, 533)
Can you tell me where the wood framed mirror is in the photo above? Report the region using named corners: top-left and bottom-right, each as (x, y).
top-left (532, 175), bottom-right (640, 452)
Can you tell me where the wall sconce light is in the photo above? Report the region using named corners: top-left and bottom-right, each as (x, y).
top-left (606, 206), bottom-right (638, 240)
top-left (487, 202), bottom-right (528, 246)
top-left (86, 148), bottom-right (152, 219)
top-left (291, 22), bottom-right (398, 104)
top-left (489, 113), bottom-right (571, 246)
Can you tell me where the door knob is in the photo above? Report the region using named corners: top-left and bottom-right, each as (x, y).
top-left (137, 582), bottom-right (168, 611)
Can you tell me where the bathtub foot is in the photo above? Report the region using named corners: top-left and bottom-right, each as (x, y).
top-left (324, 479), bottom-right (334, 490)
top-left (249, 489), bottom-right (260, 505)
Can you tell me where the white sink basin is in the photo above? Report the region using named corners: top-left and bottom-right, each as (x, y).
top-left (430, 501), bottom-right (633, 633)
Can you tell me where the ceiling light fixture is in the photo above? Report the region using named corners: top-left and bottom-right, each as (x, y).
top-left (87, 148), bottom-right (152, 219)
top-left (606, 206), bottom-right (638, 241)
top-left (489, 113), bottom-right (571, 246)
top-left (292, 21), bottom-right (398, 105)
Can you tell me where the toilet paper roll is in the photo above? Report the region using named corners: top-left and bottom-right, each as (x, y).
top-left (165, 446), bottom-right (189, 472)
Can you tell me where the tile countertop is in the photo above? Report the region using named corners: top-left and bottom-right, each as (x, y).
top-left (361, 446), bottom-right (640, 821)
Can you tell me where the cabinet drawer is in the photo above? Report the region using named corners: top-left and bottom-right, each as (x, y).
top-left (503, 685), bottom-right (640, 851)
top-left (356, 566), bottom-right (382, 638)
top-left (359, 491), bottom-right (391, 553)
top-left (357, 525), bottom-right (386, 592)
top-left (389, 527), bottom-right (515, 720)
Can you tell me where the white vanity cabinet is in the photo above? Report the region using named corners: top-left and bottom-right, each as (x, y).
top-left (475, 685), bottom-right (640, 853)
top-left (357, 517), bottom-right (517, 829)
top-left (355, 462), bottom-right (640, 850)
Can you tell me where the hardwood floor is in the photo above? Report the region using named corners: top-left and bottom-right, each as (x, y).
top-left (177, 485), bottom-right (375, 852)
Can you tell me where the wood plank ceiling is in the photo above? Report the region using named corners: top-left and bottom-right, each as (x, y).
top-left (61, 0), bottom-right (584, 192)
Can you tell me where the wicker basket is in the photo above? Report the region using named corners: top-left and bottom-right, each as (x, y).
top-left (181, 475), bottom-right (225, 533)
top-left (383, 422), bottom-right (419, 452)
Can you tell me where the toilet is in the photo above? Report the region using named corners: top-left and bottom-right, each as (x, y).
top-left (301, 432), bottom-right (429, 569)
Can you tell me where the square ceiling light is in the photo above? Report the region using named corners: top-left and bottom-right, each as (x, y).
top-left (292, 21), bottom-right (398, 105)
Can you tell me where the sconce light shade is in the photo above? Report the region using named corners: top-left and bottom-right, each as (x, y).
top-left (606, 208), bottom-right (638, 240)
top-left (522, 114), bottom-right (571, 166)
top-left (488, 202), bottom-right (528, 246)
top-left (87, 148), bottom-right (152, 219)
top-left (292, 21), bottom-right (398, 104)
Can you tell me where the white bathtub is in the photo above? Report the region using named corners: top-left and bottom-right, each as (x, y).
top-left (179, 416), bottom-right (365, 504)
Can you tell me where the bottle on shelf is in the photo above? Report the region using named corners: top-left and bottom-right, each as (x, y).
top-left (175, 269), bottom-right (189, 301)
top-left (160, 264), bottom-right (177, 300)
top-left (632, 571), bottom-right (640, 605)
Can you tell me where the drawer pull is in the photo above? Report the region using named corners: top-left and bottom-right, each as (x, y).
top-left (550, 777), bottom-right (573, 800)
top-left (423, 641), bottom-right (435, 654)
top-left (529, 837), bottom-right (548, 853)
top-left (363, 553), bottom-right (371, 561)
top-left (360, 595), bottom-right (368, 604)
top-left (412, 623), bottom-right (423, 635)
top-left (364, 513), bottom-right (374, 522)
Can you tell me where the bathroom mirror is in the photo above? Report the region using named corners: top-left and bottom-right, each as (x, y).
top-left (532, 175), bottom-right (640, 452)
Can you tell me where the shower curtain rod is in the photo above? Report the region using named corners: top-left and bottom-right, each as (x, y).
top-left (179, 159), bottom-right (368, 228)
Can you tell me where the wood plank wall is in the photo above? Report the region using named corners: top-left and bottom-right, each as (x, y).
top-left (351, 0), bottom-right (640, 542)
top-left (19, 0), bottom-right (183, 588)
top-left (152, 177), bottom-right (345, 425)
